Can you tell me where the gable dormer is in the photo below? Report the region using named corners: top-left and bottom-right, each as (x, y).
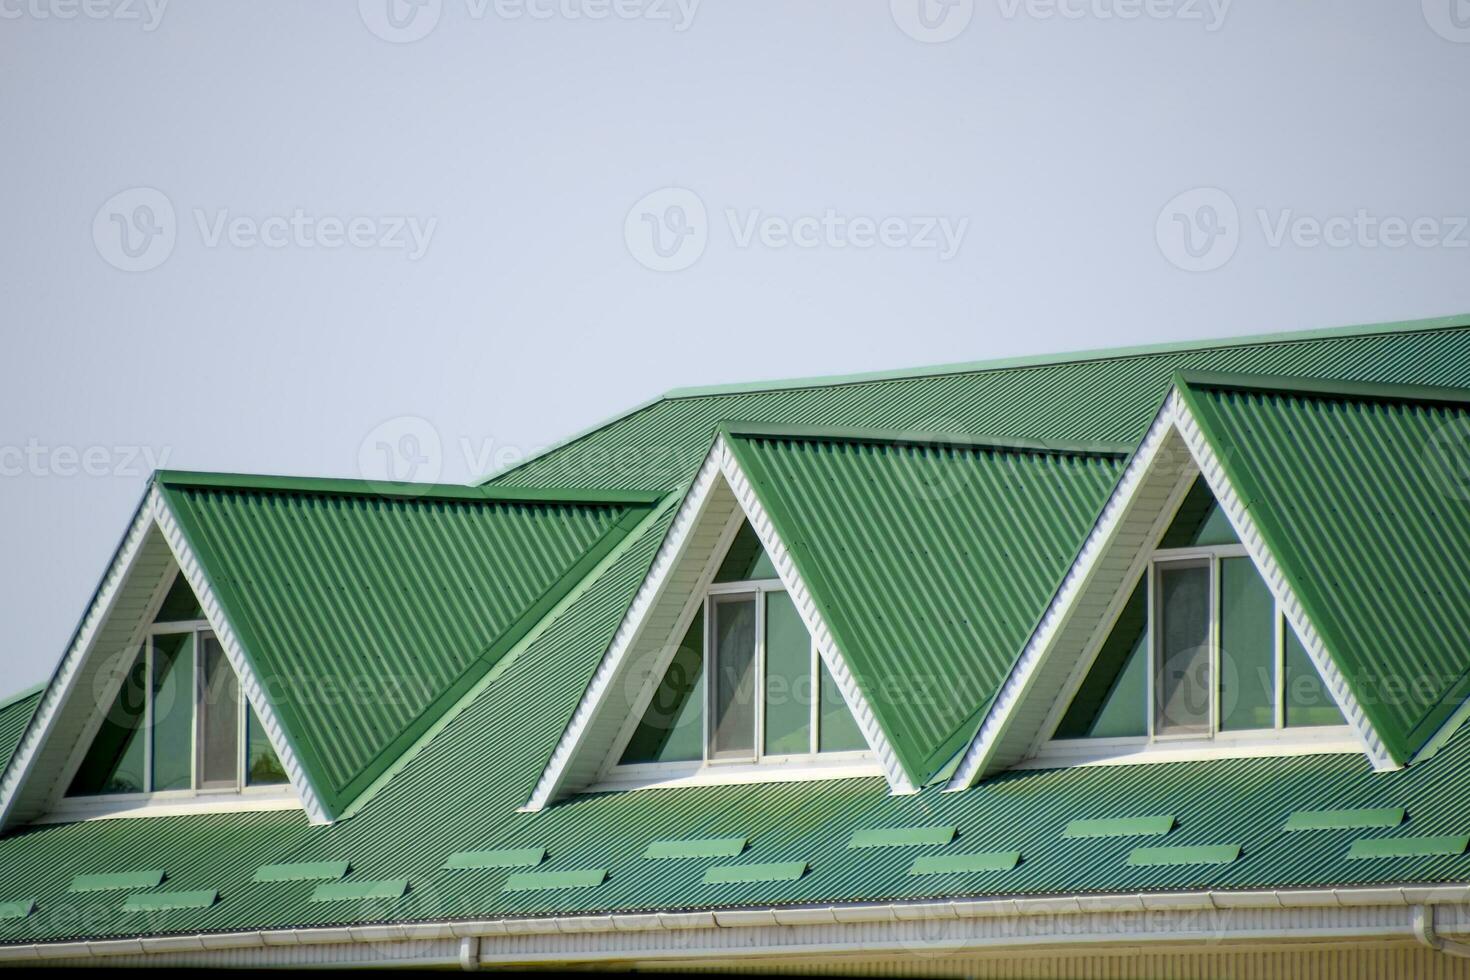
top-left (948, 371), bottom-right (1470, 789)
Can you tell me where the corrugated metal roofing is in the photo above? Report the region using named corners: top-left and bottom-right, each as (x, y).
top-left (490, 318), bottom-right (1470, 494)
top-left (1178, 373), bottom-right (1470, 763)
top-left (5, 318), bottom-right (1470, 948)
top-left (724, 430), bottom-right (1126, 780)
top-left (158, 476), bottom-right (655, 817)
top-left (0, 688), bottom-right (39, 767)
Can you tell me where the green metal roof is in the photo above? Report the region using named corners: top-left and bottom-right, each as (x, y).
top-left (5, 317), bottom-right (1470, 949)
top-left (1176, 373), bottom-right (1470, 764)
top-left (488, 315), bottom-right (1470, 493)
top-left (158, 477), bottom-right (656, 818)
top-left (722, 428), bottom-right (1126, 782)
top-left (0, 686), bottom-right (40, 768)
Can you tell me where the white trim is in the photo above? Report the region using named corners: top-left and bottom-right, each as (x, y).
top-left (527, 437), bottom-right (915, 810)
top-left (3, 886), bottom-right (1469, 968)
top-left (36, 789), bottom-right (301, 824)
top-left (0, 493), bottom-right (158, 831)
top-left (149, 493), bottom-right (328, 822)
top-left (525, 450), bottom-right (724, 811)
top-left (592, 754), bottom-right (881, 793)
top-left (945, 402), bottom-right (1181, 791)
top-left (947, 390), bottom-right (1395, 791)
top-left (716, 438), bottom-right (917, 794)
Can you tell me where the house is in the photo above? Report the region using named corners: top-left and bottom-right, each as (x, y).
top-left (3, 313), bottom-right (1470, 975)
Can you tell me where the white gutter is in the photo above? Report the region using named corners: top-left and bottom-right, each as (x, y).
top-left (5, 886), bottom-right (1470, 968)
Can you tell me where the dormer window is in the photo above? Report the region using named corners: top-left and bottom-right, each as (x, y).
top-left (610, 520), bottom-right (871, 786)
top-left (59, 572), bottom-right (290, 815)
top-left (1038, 476), bottom-right (1352, 765)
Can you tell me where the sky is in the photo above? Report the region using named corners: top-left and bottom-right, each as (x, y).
top-left (2, 0), bottom-right (1469, 691)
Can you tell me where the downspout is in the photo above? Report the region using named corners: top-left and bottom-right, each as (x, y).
top-left (1414, 905), bottom-right (1470, 958)
top-left (458, 935), bottom-right (481, 971)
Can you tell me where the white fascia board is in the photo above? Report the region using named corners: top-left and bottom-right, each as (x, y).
top-left (947, 389), bottom-right (1395, 791)
top-left (0, 492), bottom-right (157, 830)
top-left (524, 448), bottom-right (724, 811)
top-left (717, 437), bottom-right (916, 794)
top-left (1172, 396), bottom-right (1395, 771)
top-left (945, 401), bottom-right (1180, 791)
top-left (149, 492), bottom-right (325, 822)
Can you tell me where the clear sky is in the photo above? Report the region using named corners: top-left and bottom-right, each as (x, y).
top-left (2, 1), bottom-right (1469, 691)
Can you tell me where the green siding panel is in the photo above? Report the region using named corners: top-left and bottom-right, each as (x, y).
top-left (1126, 845), bottom-right (1240, 867)
top-left (1347, 836), bottom-right (1469, 860)
top-left (0, 901), bottom-right (34, 921)
top-left (252, 861), bottom-right (350, 882)
top-left (444, 848), bottom-right (546, 870)
top-left (309, 879), bottom-right (408, 902)
top-left (159, 480), bottom-right (652, 817)
top-left (503, 869), bottom-right (606, 892)
top-left (123, 890), bottom-right (218, 912)
top-left (849, 826), bottom-right (957, 849)
top-left (69, 870), bottom-right (165, 893)
top-left (1178, 375), bottom-right (1470, 762)
top-left (643, 838), bottom-right (747, 859)
top-left (724, 430), bottom-right (1126, 781)
top-left (703, 861), bottom-right (808, 884)
top-left (1063, 816), bottom-right (1175, 839)
top-left (910, 852), bottom-right (1020, 875)
top-left (1284, 808), bottom-right (1405, 831)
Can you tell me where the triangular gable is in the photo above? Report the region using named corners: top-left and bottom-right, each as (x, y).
top-left (0, 475), bottom-right (659, 828)
top-left (721, 424), bottom-right (1129, 781)
top-left (526, 426), bottom-right (1128, 806)
top-left (1176, 373), bottom-right (1470, 763)
top-left (525, 435), bottom-right (916, 809)
top-left (943, 372), bottom-right (1466, 788)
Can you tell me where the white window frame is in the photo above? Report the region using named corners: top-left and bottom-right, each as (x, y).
top-left (605, 575), bottom-right (874, 789)
top-left (1031, 535), bottom-right (1356, 768)
top-left (51, 616), bottom-right (293, 819)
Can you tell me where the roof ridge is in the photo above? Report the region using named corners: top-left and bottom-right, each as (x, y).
top-left (1175, 369), bottom-right (1470, 409)
top-left (156, 471), bottom-right (661, 506)
top-left (719, 421), bottom-right (1132, 458)
top-left (664, 312), bottom-right (1470, 401)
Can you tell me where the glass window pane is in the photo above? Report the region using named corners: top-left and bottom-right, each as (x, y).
top-left (67, 647), bottom-right (148, 796)
top-left (1154, 562), bottom-right (1211, 736)
top-left (1159, 476), bottom-right (1238, 548)
top-left (709, 596), bottom-right (757, 760)
top-left (818, 660), bottom-right (867, 753)
top-left (154, 571), bottom-right (203, 623)
top-left (763, 591), bottom-right (811, 756)
top-left (714, 520), bottom-right (778, 583)
top-left (199, 635), bottom-right (239, 788)
top-left (151, 632), bottom-right (195, 791)
top-left (1056, 578), bottom-right (1148, 739)
top-left (246, 707), bottom-right (289, 786)
top-left (1219, 557), bottom-right (1276, 731)
top-left (1285, 622), bottom-right (1347, 727)
top-left (620, 611), bottom-right (705, 764)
